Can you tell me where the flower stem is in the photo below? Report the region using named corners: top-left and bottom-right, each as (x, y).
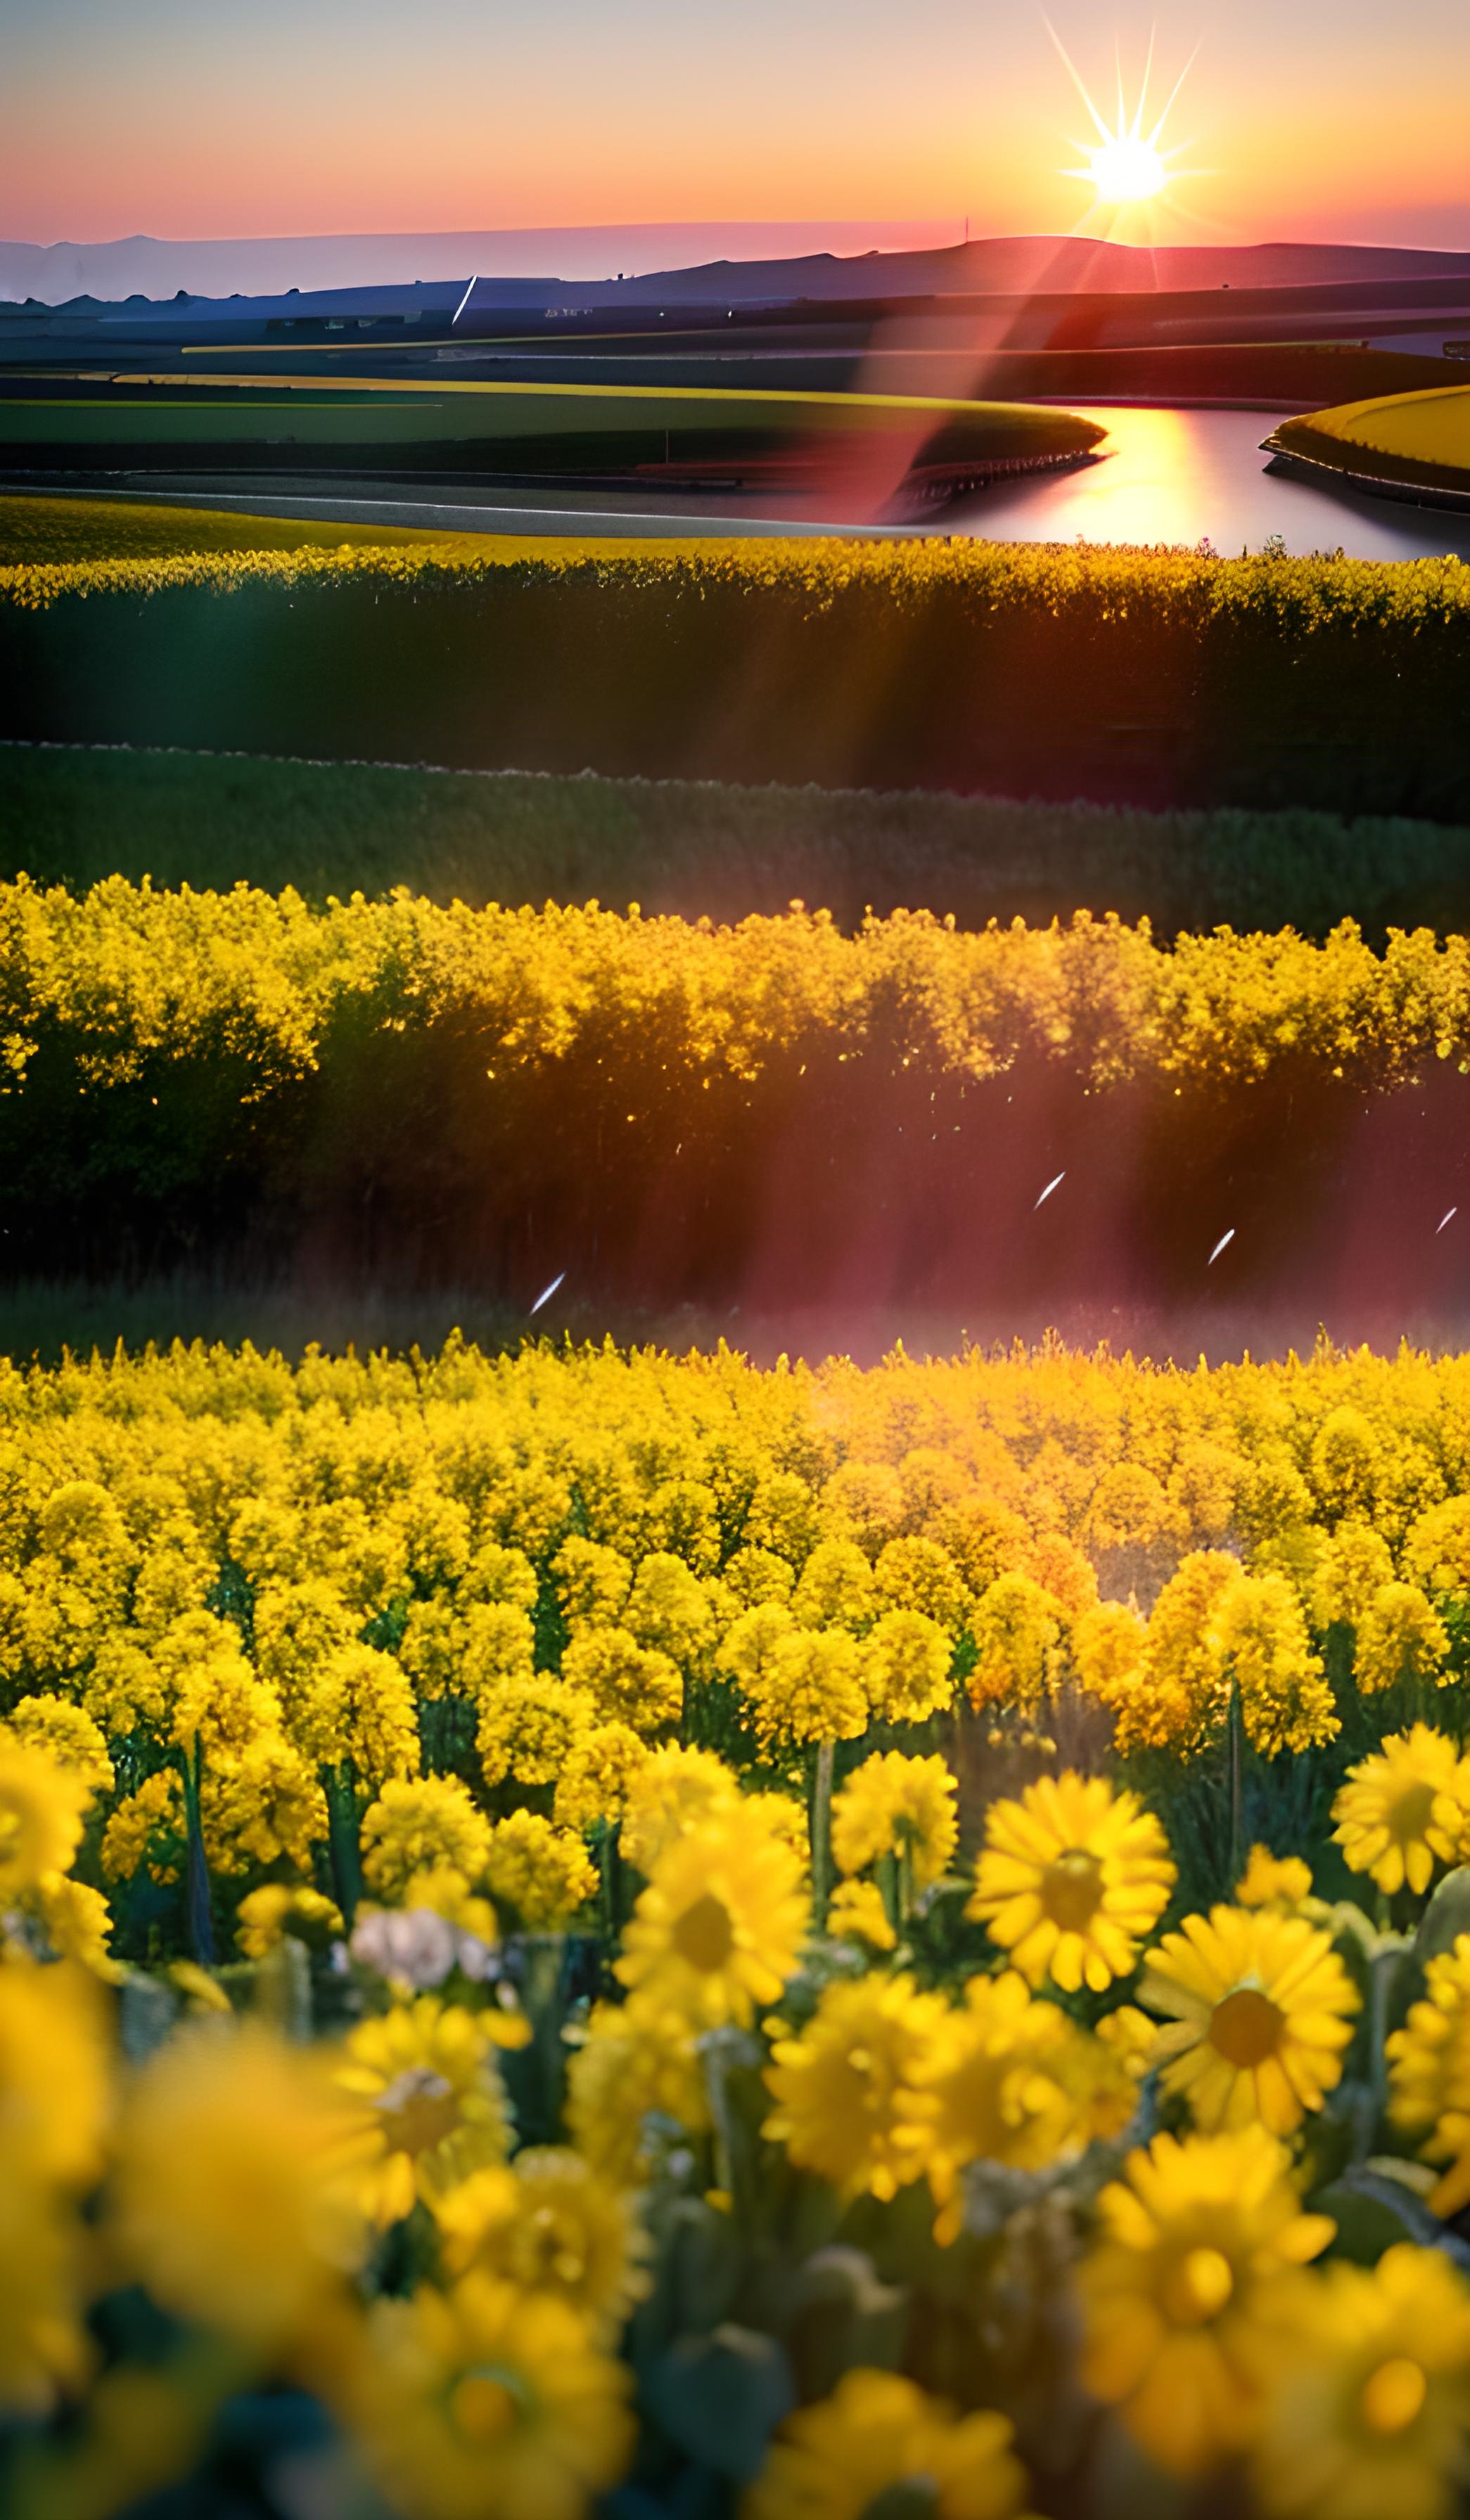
top-left (179, 1736), bottom-right (215, 1967)
top-left (811, 1739), bottom-right (835, 1934)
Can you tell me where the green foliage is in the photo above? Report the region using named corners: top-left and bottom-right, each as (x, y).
top-left (9, 743), bottom-right (1470, 944)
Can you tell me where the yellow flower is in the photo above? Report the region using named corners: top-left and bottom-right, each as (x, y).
top-left (100, 1768), bottom-right (183, 1886)
top-left (1078, 2126), bottom-right (1334, 2479)
top-left (565, 1993), bottom-right (710, 2185)
top-left (335, 1995), bottom-right (512, 2225)
top-left (965, 1572), bottom-right (1063, 1712)
top-left (339, 2273), bottom-right (634, 2520)
top-left (1331, 1725), bottom-right (1470, 1897)
top-left (0, 1958), bottom-right (111, 2188)
top-left (484, 1811), bottom-right (598, 1929)
top-left (619, 1742), bottom-right (739, 1873)
top-left (4, 1697), bottom-right (113, 1799)
top-left (735, 1624), bottom-right (871, 1751)
top-left (616, 1808), bottom-right (807, 2029)
top-left (1354, 1583), bottom-right (1450, 1695)
top-left (113, 2023), bottom-right (370, 2352)
top-left (291, 1642), bottom-right (420, 1786)
top-left (826, 1877), bottom-right (897, 1950)
top-left (476, 1676), bottom-right (595, 1789)
top-left (968, 1770), bottom-right (1175, 1995)
top-left (359, 1775), bottom-right (493, 1904)
top-left (1236, 1845), bottom-right (1314, 1909)
top-left (744, 2367), bottom-right (1039, 2520)
top-left (553, 1721), bottom-right (650, 1830)
top-left (200, 1734), bottom-right (327, 1875)
top-left (762, 1971), bottom-right (946, 2202)
top-left (1139, 1905), bottom-right (1359, 2135)
top-left (1251, 2244), bottom-right (1470, 2520)
top-left (236, 1882), bottom-right (344, 1959)
top-left (560, 1626), bottom-right (683, 1735)
top-left (830, 1751), bottom-right (958, 1891)
top-left (27, 1872), bottom-right (121, 1980)
top-left (432, 2148), bottom-right (648, 2335)
top-left (0, 1735), bottom-right (90, 1896)
top-left (0, 2168), bottom-right (91, 2417)
top-left (906, 1971), bottom-right (1101, 2243)
top-left (859, 1609), bottom-right (956, 1724)
top-left (1388, 1935), bottom-right (1470, 2216)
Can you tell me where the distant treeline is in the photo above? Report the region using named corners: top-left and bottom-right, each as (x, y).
top-left (4, 539), bottom-right (1470, 820)
top-left (8, 744), bottom-right (1470, 944)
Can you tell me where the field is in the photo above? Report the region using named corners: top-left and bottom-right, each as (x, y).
top-left (13, 741), bottom-right (1470, 939)
top-left (7, 464), bottom-right (1470, 2520)
top-left (6, 528), bottom-right (1470, 817)
top-left (1268, 382), bottom-right (1470, 499)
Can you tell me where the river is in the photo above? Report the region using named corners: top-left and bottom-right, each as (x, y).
top-left (946, 404), bottom-right (1470, 560)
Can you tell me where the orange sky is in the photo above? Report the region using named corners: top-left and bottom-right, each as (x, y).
top-left (5, 0), bottom-right (1469, 250)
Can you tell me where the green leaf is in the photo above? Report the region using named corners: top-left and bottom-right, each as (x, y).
top-left (1417, 1865), bottom-right (1470, 1962)
top-left (644, 2325), bottom-right (795, 2483)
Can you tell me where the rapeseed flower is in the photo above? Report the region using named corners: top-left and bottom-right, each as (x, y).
top-left (830, 1751), bottom-right (958, 1892)
top-left (484, 1811), bottom-right (598, 1929)
top-left (477, 1676), bottom-right (595, 1789)
top-left (1140, 1905), bottom-right (1359, 2135)
top-left (560, 1626), bottom-right (682, 1733)
top-left (0, 1735), bottom-right (90, 1894)
top-left (359, 1774), bottom-right (493, 1903)
top-left (619, 1742), bottom-right (739, 1872)
top-left (552, 1720), bottom-right (649, 1829)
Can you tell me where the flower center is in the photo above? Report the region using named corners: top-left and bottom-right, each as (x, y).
top-left (1040, 1849), bottom-right (1105, 1933)
top-left (1362, 2357), bottom-right (1427, 2436)
top-left (1162, 2245), bottom-right (1235, 2327)
top-left (522, 2203), bottom-right (589, 2289)
top-left (1208, 1985), bottom-right (1286, 2069)
top-left (374, 2064), bottom-right (459, 2157)
top-left (450, 2367), bottom-right (526, 2444)
top-left (672, 1890), bottom-right (735, 1974)
top-left (1389, 1781), bottom-right (1438, 1844)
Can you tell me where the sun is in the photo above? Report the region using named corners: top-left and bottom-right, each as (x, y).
top-left (1048, 23), bottom-right (1199, 216)
top-left (1085, 131), bottom-right (1168, 205)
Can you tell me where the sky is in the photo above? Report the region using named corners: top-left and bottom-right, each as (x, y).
top-left (3, 0), bottom-right (1469, 252)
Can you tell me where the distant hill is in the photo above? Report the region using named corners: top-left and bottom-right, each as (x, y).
top-left (7, 224), bottom-right (1470, 311)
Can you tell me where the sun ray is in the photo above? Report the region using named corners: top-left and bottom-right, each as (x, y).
top-left (1047, 22), bottom-right (1201, 210)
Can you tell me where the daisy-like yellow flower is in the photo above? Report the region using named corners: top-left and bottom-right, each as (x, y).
top-left (335, 1996), bottom-right (512, 2225)
top-left (1331, 1724), bottom-right (1470, 1898)
top-left (1251, 2243), bottom-right (1470, 2520)
top-left (968, 1771), bottom-right (1176, 1995)
top-left (432, 2148), bottom-right (648, 2337)
top-left (1139, 1905), bottom-right (1359, 2136)
top-left (113, 2023), bottom-right (371, 2353)
top-left (340, 2273), bottom-right (634, 2520)
top-left (564, 1993), bottom-right (709, 2186)
top-left (763, 1971), bottom-right (947, 2204)
top-left (906, 1971), bottom-right (1101, 2244)
top-left (1236, 1845), bottom-right (1314, 1910)
top-left (1078, 2126), bottom-right (1335, 2479)
top-left (744, 2367), bottom-right (1040, 2520)
top-left (615, 1807), bottom-right (807, 2029)
top-left (0, 1735), bottom-right (91, 1897)
top-left (1388, 1934), bottom-right (1470, 2217)
top-left (830, 1752), bottom-right (959, 1894)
